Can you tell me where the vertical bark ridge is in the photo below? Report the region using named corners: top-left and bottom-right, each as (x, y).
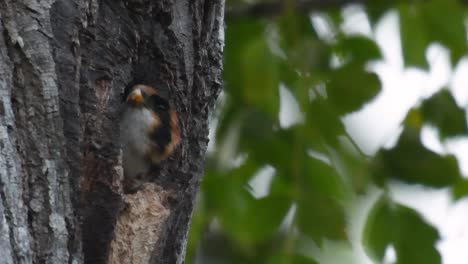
top-left (0, 0), bottom-right (77, 263)
top-left (0, 17), bottom-right (32, 264)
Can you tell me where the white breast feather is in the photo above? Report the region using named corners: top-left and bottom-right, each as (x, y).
top-left (120, 107), bottom-right (156, 178)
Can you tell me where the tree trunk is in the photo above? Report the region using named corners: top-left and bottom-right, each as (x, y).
top-left (0, 0), bottom-right (224, 263)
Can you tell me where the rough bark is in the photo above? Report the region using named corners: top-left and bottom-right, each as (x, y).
top-left (0, 0), bottom-right (224, 263)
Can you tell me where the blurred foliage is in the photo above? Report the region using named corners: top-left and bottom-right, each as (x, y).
top-left (363, 196), bottom-right (442, 264)
top-left (187, 0), bottom-right (468, 263)
top-left (373, 127), bottom-right (462, 187)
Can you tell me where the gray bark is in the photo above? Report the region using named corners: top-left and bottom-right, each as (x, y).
top-left (0, 0), bottom-right (224, 263)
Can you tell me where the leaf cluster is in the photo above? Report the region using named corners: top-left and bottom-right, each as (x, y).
top-left (187, 1), bottom-right (468, 263)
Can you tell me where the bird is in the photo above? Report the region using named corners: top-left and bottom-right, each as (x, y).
top-left (120, 84), bottom-right (180, 193)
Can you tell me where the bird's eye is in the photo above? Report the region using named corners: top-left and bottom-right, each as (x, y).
top-left (146, 94), bottom-right (170, 112)
top-left (157, 104), bottom-right (167, 111)
top-left (140, 89), bottom-right (148, 97)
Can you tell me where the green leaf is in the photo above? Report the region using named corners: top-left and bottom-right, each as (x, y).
top-left (204, 160), bottom-right (292, 244)
top-left (373, 128), bottom-right (462, 187)
top-left (290, 38), bottom-right (331, 74)
top-left (399, 0), bottom-right (467, 67)
top-left (422, 89), bottom-right (468, 139)
top-left (333, 35), bottom-right (382, 65)
top-left (277, 12), bottom-right (331, 74)
top-left (240, 110), bottom-right (295, 169)
top-left (268, 253), bottom-right (319, 264)
top-left (223, 18), bottom-right (280, 118)
top-left (296, 195), bottom-right (347, 244)
top-left (333, 139), bottom-right (370, 193)
top-left (296, 157), bottom-right (347, 243)
top-left (363, 197), bottom-right (442, 264)
top-left (214, 100), bottom-right (240, 145)
top-left (304, 158), bottom-right (347, 200)
top-left (399, 4), bottom-right (429, 68)
top-left (327, 64), bottom-right (381, 115)
top-left (244, 195), bottom-right (292, 241)
top-left (394, 205), bottom-right (441, 264)
top-left (241, 36), bottom-right (280, 116)
top-left (203, 162), bottom-right (257, 243)
top-left (366, 1), bottom-right (401, 24)
top-left (422, 0), bottom-right (466, 65)
top-left (224, 18), bottom-right (266, 100)
top-left (452, 178), bottom-right (468, 200)
top-left (192, 231), bottom-right (249, 264)
top-left (277, 13), bottom-right (319, 53)
top-left (291, 255), bottom-right (319, 264)
top-left (307, 97), bottom-right (345, 145)
top-left (363, 197), bottom-right (393, 260)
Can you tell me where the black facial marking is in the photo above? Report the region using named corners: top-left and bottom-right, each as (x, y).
top-left (146, 94), bottom-right (170, 113)
top-left (149, 124), bottom-right (172, 153)
top-left (147, 94), bottom-right (172, 152)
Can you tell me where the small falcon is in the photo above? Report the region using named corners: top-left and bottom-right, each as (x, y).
top-left (120, 84), bottom-right (180, 192)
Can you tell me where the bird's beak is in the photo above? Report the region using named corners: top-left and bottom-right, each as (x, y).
top-left (127, 89), bottom-right (144, 106)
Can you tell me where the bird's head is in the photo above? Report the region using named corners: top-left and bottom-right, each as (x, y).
top-left (125, 84), bottom-right (160, 107)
